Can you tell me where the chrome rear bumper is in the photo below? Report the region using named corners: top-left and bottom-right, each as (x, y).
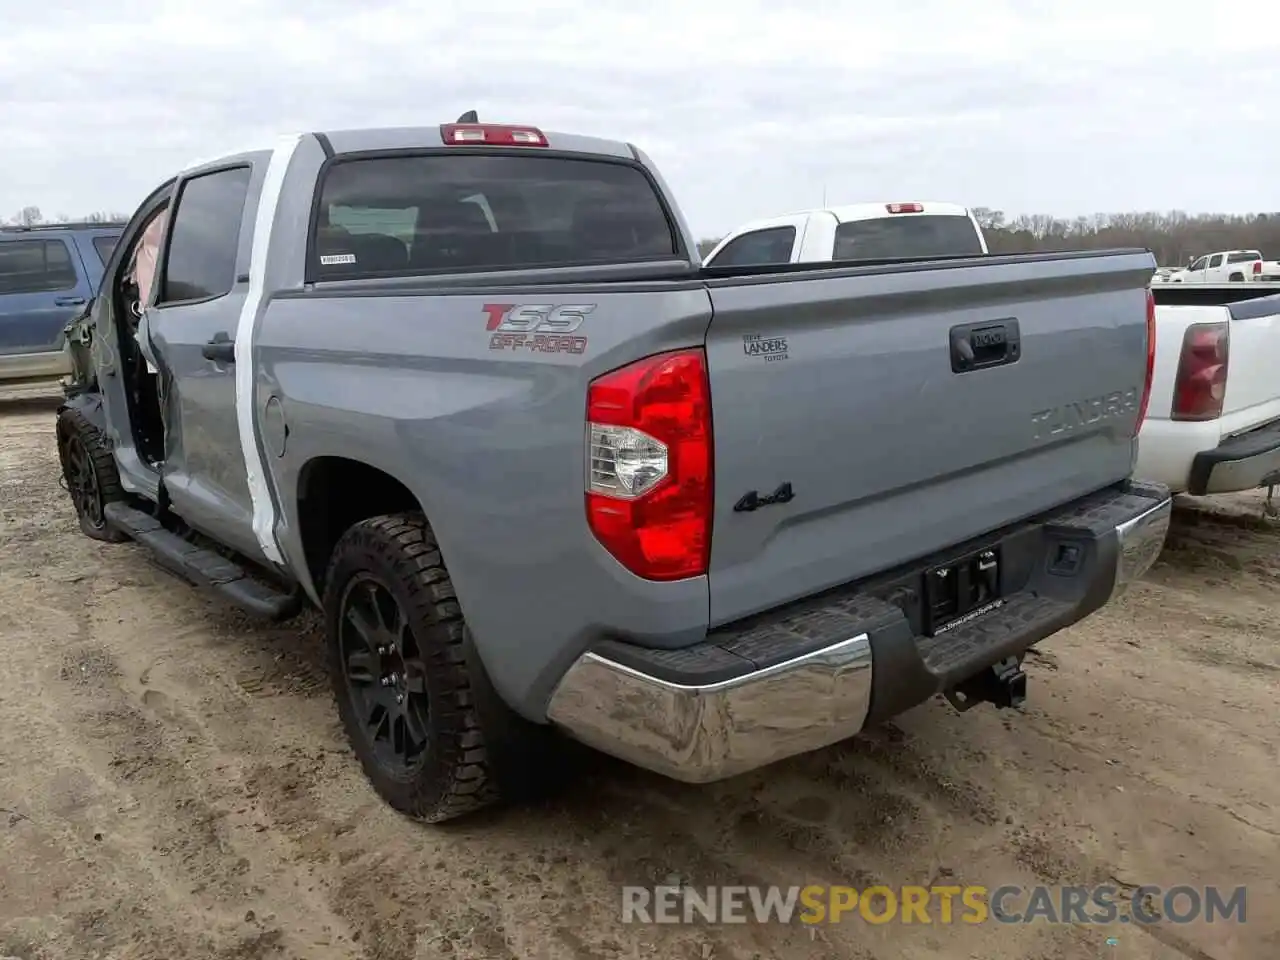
top-left (547, 484), bottom-right (1171, 783)
top-left (1112, 493), bottom-right (1172, 596)
top-left (546, 634), bottom-right (872, 783)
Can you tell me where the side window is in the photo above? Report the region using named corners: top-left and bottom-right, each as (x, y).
top-left (709, 227), bottom-right (796, 267)
top-left (1188, 257), bottom-right (1207, 271)
top-left (1227, 251), bottom-right (1259, 264)
top-left (0, 239), bottom-right (78, 295)
top-left (92, 235), bottom-right (119, 266)
top-left (1208, 254), bottom-right (1224, 269)
top-left (157, 166), bottom-right (252, 305)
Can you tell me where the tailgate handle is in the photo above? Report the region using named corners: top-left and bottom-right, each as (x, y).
top-left (950, 319), bottom-right (1020, 373)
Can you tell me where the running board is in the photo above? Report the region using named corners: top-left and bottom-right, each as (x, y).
top-left (104, 502), bottom-right (301, 621)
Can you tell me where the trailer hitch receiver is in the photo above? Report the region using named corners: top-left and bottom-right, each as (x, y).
top-left (944, 655), bottom-right (1027, 712)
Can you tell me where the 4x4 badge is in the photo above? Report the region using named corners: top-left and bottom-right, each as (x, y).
top-left (733, 482), bottom-right (794, 513)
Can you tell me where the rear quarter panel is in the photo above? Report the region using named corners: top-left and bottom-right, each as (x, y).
top-left (257, 283), bottom-right (716, 720)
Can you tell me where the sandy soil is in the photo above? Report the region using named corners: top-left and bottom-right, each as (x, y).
top-left (1, 385), bottom-right (1277, 960)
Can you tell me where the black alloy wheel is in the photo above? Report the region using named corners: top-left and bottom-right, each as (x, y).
top-left (323, 512), bottom-right (568, 822)
top-left (337, 573), bottom-right (432, 773)
top-left (56, 407), bottom-right (128, 542)
top-left (63, 430), bottom-right (105, 529)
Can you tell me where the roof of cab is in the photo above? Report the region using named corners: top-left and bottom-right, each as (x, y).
top-left (719, 201), bottom-right (975, 237)
top-left (179, 124), bottom-right (640, 175)
top-left (319, 125), bottom-right (636, 160)
top-left (827, 201), bottom-right (972, 222)
top-left (0, 222), bottom-right (124, 238)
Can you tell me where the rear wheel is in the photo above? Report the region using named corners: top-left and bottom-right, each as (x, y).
top-left (56, 407), bottom-right (127, 543)
top-left (324, 513), bottom-right (518, 822)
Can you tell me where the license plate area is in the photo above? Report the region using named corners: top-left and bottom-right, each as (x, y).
top-left (922, 546), bottom-right (1003, 636)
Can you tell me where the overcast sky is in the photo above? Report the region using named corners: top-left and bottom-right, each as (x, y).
top-left (2, 0), bottom-right (1275, 237)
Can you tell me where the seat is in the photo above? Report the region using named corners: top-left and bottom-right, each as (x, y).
top-left (409, 200), bottom-right (498, 271)
top-left (314, 207), bottom-right (358, 274)
top-left (347, 233), bottom-right (409, 273)
top-left (314, 219), bottom-right (407, 276)
top-left (569, 202), bottom-right (663, 261)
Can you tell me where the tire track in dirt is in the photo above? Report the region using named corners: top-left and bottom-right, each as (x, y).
top-left (2, 540), bottom-right (347, 955)
top-left (0, 399), bottom-right (357, 956)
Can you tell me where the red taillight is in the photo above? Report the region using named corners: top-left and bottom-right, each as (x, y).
top-left (586, 349), bottom-right (713, 581)
top-left (1171, 320), bottom-right (1229, 421)
top-left (1135, 289), bottom-right (1156, 434)
top-left (439, 123), bottom-right (548, 147)
top-left (885, 202), bottom-right (924, 214)
top-left (1253, 260), bottom-right (1262, 275)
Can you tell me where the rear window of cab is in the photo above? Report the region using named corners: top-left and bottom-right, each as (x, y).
top-left (833, 215), bottom-right (984, 261)
top-left (309, 154), bottom-right (678, 280)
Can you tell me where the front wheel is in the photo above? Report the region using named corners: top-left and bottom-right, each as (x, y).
top-left (323, 513), bottom-right (503, 822)
top-left (56, 407), bottom-right (127, 543)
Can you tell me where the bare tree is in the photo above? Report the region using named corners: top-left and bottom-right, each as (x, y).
top-left (3, 207), bottom-right (129, 227)
top-left (83, 210), bottom-right (129, 223)
top-left (970, 207), bottom-right (1006, 231)
top-left (984, 211), bottom-right (1280, 266)
top-left (12, 205), bottom-right (43, 226)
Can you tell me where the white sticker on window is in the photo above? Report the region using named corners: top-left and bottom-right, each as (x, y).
top-left (319, 253), bottom-right (356, 265)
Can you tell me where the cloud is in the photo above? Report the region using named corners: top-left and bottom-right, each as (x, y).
top-left (1, 0), bottom-right (1275, 235)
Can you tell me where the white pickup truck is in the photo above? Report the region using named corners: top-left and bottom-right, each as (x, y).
top-left (701, 201), bottom-right (987, 267)
top-left (1137, 283), bottom-right (1280, 512)
top-left (1167, 249), bottom-right (1265, 283)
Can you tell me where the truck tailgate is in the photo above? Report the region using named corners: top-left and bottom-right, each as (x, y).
top-left (702, 250), bottom-right (1155, 625)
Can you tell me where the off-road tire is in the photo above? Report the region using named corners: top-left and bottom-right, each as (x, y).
top-left (324, 512), bottom-right (519, 823)
top-left (56, 406), bottom-right (128, 543)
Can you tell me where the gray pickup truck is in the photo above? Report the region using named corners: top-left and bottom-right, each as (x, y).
top-left (56, 117), bottom-right (1172, 822)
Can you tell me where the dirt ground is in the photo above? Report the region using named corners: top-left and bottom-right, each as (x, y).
top-left (0, 385), bottom-right (1276, 960)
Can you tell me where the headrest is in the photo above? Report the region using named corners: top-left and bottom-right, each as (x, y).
top-left (424, 200), bottom-right (493, 234)
top-left (570, 202), bottom-right (639, 257)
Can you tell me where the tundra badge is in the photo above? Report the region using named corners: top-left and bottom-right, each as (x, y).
top-left (1030, 388), bottom-right (1139, 441)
